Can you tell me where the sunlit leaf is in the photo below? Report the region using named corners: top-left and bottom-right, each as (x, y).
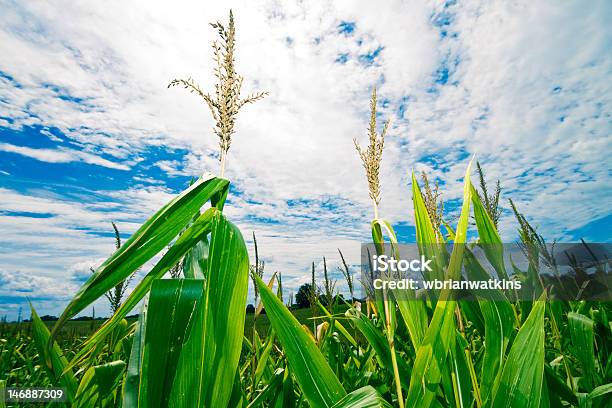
top-left (170, 211), bottom-right (249, 407)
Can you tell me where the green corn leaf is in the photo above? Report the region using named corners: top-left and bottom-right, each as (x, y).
top-left (370, 218), bottom-right (397, 333)
top-left (470, 183), bottom-right (508, 280)
top-left (405, 291), bottom-right (459, 408)
top-left (29, 304), bottom-right (78, 403)
top-left (183, 236), bottom-right (209, 279)
top-left (392, 287), bottom-right (428, 349)
top-left (463, 249), bottom-right (515, 405)
top-left (52, 176), bottom-right (229, 340)
top-left (371, 218), bottom-right (399, 258)
top-left (331, 386), bottom-right (393, 408)
top-left (138, 279), bottom-right (205, 407)
top-left (568, 312), bottom-right (597, 390)
top-left (491, 298), bottom-right (546, 408)
top-left (255, 274), bottom-right (347, 408)
top-left (68, 208), bottom-right (217, 369)
top-left (345, 308), bottom-right (410, 386)
top-left (170, 211), bottom-right (249, 407)
top-left (450, 331), bottom-right (474, 408)
top-left (122, 296), bottom-right (148, 408)
top-left (478, 299), bottom-right (515, 405)
top-left (579, 382), bottom-right (612, 407)
top-left (440, 350), bottom-right (457, 407)
top-left (255, 331), bottom-right (277, 384)
top-left (405, 159), bottom-right (473, 408)
top-left (411, 171), bottom-right (448, 281)
top-left (246, 368), bottom-right (285, 408)
top-left (543, 364), bottom-right (578, 406)
top-left (255, 272), bottom-right (278, 319)
top-left (411, 171), bottom-right (438, 245)
top-left (0, 380), bottom-right (5, 408)
top-left (75, 360), bottom-right (126, 408)
top-left (228, 369), bottom-right (245, 408)
top-left (280, 365), bottom-right (296, 408)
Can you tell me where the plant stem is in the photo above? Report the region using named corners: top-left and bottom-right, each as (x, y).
top-left (383, 287), bottom-right (405, 408)
top-left (456, 306), bottom-right (482, 408)
top-left (371, 200), bottom-right (402, 406)
top-left (219, 150), bottom-right (227, 178)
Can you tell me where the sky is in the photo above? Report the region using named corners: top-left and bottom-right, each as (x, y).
top-left (0, 0), bottom-right (610, 320)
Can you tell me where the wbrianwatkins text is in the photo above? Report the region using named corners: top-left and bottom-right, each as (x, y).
top-left (373, 278), bottom-right (522, 291)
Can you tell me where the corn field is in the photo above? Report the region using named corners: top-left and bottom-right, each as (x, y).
top-left (2, 10), bottom-right (611, 408)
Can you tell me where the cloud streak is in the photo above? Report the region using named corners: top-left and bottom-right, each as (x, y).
top-left (0, 143), bottom-right (130, 170)
top-left (0, 0), bottom-right (610, 319)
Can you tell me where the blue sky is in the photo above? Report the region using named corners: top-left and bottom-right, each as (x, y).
top-left (0, 0), bottom-right (610, 320)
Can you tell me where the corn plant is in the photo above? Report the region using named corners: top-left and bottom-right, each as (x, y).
top-left (26, 10), bottom-right (258, 408)
top-left (322, 256), bottom-right (338, 312)
top-left (248, 88), bottom-right (610, 408)
top-left (250, 231), bottom-right (265, 304)
top-left (338, 248), bottom-right (354, 302)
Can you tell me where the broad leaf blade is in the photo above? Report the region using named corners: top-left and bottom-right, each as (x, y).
top-left (331, 386), bottom-right (393, 408)
top-left (30, 304), bottom-right (78, 403)
top-left (491, 299), bottom-right (546, 408)
top-left (139, 279), bottom-right (204, 407)
top-left (463, 249), bottom-right (515, 404)
top-left (345, 308), bottom-right (410, 385)
top-left (183, 237), bottom-right (209, 279)
top-left (450, 331), bottom-right (474, 408)
top-left (170, 212), bottom-right (249, 407)
top-left (392, 287), bottom-right (428, 349)
top-left (75, 360), bottom-right (126, 408)
top-left (122, 297), bottom-right (148, 408)
top-left (568, 312), bottom-right (597, 390)
top-left (579, 383), bottom-right (612, 407)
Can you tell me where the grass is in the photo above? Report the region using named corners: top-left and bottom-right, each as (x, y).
top-left (1, 306), bottom-right (339, 341)
top-left (2, 320), bottom-right (108, 341)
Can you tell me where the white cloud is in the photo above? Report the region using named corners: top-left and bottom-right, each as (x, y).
top-left (0, 142), bottom-right (130, 170)
top-left (0, 0), bottom-right (610, 318)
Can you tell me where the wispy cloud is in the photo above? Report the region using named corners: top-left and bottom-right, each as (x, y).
top-left (0, 0), bottom-right (610, 318)
top-left (0, 143), bottom-right (130, 170)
